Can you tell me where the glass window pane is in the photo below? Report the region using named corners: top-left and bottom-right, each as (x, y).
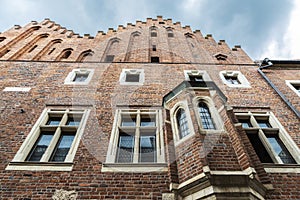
top-left (267, 135), bottom-right (296, 164)
top-left (125, 74), bottom-right (140, 82)
top-left (73, 73), bottom-right (88, 82)
top-left (189, 75), bottom-right (203, 82)
top-left (116, 131), bottom-right (134, 163)
top-left (247, 133), bottom-right (273, 163)
top-left (176, 108), bottom-right (190, 139)
top-left (198, 102), bottom-right (215, 130)
top-left (50, 133), bottom-right (75, 162)
top-left (26, 132), bottom-right (54, 161)
top-left (225, 76), bottom-right (240, 85)
top-left (121, 116), bottom-right (136, 126)
top-left (140, 116), bottom-right (155, 127)
top-left (239, 119), bottom-right (252, 128)
top-left (257, 120), bottom-right (272, 128)
top-left (46, 117), bottom-right (62, 125)
top-left (139, 134), bottom-right (156, 163)
top-left (66, 116), bottom-right (82, 126)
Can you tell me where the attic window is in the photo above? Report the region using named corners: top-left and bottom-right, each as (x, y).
top-left (151, 57), bottom-right (160, 63)
top-left (215, 53), bottom-right (227, 61)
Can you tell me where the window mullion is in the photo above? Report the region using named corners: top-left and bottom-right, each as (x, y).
top-left (40, 127), bottom-right (61, 162)
top-left (258, 130), bottom-right (282, 164)
top-left (133, 112), bottom-right (141, 163)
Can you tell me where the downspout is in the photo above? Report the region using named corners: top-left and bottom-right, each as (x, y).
top-left (258, 58), bottom-right (300, 118)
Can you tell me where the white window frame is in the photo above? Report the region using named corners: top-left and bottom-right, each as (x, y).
top-left (193, 96), bottom-right (224, 133)
top-left (119, 69), bottom-right (145, 85)
top-left (6, 108), bottom-right (90, 171)
top-left (235, 111), bottom-right (300, 166)
top-left (286, 80), bottom-right (300, 97)
top-left (184, 70), bottom-right (211, 82)
top-left (102, 109), bottom-right (166, 172)
top-left (170, 100), bottom-right (195, 146)
top-left (64, 69), bottom-right (94, 85)
top-left (220, 70), bottom-right (251, 88)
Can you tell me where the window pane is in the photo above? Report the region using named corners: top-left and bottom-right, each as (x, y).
top-left (267, 135), bottom-right (296, 164)
top-left (50, 133), bottom-right (75, 162)
top-left (151, 32), bottom-right (157, 37)
top-left (239, 119), bottom-right (252, 128)
top-left (198, 102), bottom-right (215, 130)
top-left (140, 116), bottom-right (155, 127)
top-left (26, 132), bottom-right (54, 161)
top-left (116, 131), bottom-right (134, 163)
top-left (66, 116), bottom-right (82, 126)
top-left (139, 134), bottom-right (156, 162)
top-left (225, 76), bottom-right (240, 85)
top-left (105, 55), bottom-right (114, 62)
top-left (176, 108), bottom-right (190, 139)
top-left (73, 73), bottom-right (88, 82)
top-left (151, 57), bottom-right (159, 63)
top-left (247, 133), bottom-right (273, 163)
top-left (121, 116), bottom-right (136, 126)
top-left (46, 117), bottom-right (62, 126)
top-left (257, 120), bottom-right (272, 128)
top-left (125, 74), bottom-right (140, 82)
top-left (189, 75), bottom-right (203, 82)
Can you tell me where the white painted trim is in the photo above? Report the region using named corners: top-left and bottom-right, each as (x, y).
top-left (286, 80), bottom-right (300, 97)
top-left (219, 70), bottom-right (251, 88)
top-left (119, 69), bottom-right (145, 85)
top-left (64, 68), bottom-right (94, 85)
top-left (101, 163), bottom-right (168, 172)
top-left (3, 87), bottom-right (31, 92)
top-left (170, 100), bottom-right (196, 146)
top-left (264, 166), bottom-right (300, 173)
top-left (5, 163), bottom-right (73, 171)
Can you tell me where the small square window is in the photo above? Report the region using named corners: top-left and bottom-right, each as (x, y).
top-left (140, 115), bottom-right (156, 127)
top-left (168, 33), bottom-right (174, 38)
top-left (64, 69), bottom-right (94, 85)
top-left (220, 71), bottom-right (251, 88)
top-left (151, 57), bottom-right (160, 63)
top-left (256, 120), bottom-right (272, 128)
top-left (121, 115), bottom-right (136, 126)
top-left (66, 115), bottom-right (82, 126)
top-left (119, 69), bottom-right (144, 85)
top-left (151, 32), bottom-right (157, 37)
top-left (152, 45), bottom-right (157, 51)
top-left (125, 74), bottom-right (140, 82)
top-left (105, 55), bottom-right (114, 62)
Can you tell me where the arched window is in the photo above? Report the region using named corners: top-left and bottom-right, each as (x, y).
top-left (176, 108), bottom-right (190, 139)
top-left (150, 26), bottom-right (157, 37)
top-left (0, 37), bottom-right (6, 42)
top-left (167, 29), bottom-right (174, 38)
top-left (198, 102), bottom-right (215, 129)
top-left (55, 48), bottom-right (73, 61)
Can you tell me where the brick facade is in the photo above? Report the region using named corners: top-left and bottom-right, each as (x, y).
top-left (0, 16), bottom-right (299, 199)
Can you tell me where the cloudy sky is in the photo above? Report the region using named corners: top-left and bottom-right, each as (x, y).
top-left (1, 0), bottom-right (299, 60)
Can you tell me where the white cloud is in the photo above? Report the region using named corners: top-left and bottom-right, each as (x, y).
top-left (261, 0), bottom-right (300, 60)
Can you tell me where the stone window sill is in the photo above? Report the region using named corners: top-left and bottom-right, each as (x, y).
top-left (5, 161), bottom-right (73, 171)
top-left (263, 163), bottom-right (300, 173)
top-left (101, 163), bottom-right (168, 173)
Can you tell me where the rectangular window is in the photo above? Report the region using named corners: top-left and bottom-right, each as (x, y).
top-left (286, 80), bottom-right (300, 97)
top-left (151, 57), bottom-right (159, 63)
top-left (6, 108), bottom-right (90, 171)
top-left (64, 69), bottom-right (94, 85)
top-left (152, 45), bottom-right (157, 51)
top-left (105, 109), bottom-right (165, 166)
top-left (119, 69), bottom-right (145, 85)
top-left (105, 55), bottom-right (115, 62)
top-left (236, 112), bottom-right (297, 164)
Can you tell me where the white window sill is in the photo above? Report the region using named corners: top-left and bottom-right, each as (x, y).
top-left (263, 163), bottom-right (300, 173)
top-left (5, 162), bottom-right (73, 171)
top-left (101, 163), bottom-right (168, 172)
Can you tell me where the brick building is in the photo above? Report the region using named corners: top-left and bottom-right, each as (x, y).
top-left (0, 16), bottom-right (299, 199)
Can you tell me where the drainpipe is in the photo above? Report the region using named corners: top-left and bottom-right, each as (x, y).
top-left (258, 58), bottom-right (300, 119)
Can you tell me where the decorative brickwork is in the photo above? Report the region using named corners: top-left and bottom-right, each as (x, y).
top-left (0, 16), bottom-right (299, 199)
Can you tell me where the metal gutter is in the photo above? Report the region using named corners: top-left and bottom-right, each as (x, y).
top-left (258, 58), bottom-right (300, 119)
